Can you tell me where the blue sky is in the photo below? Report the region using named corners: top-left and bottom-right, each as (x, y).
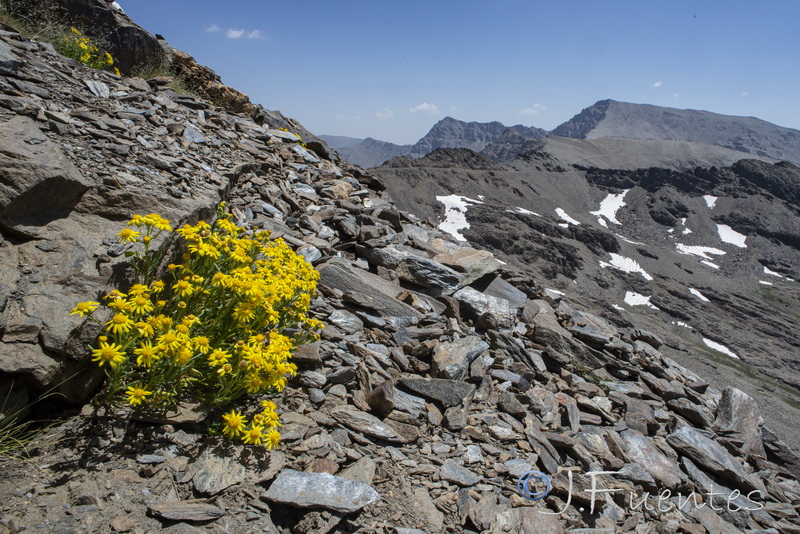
top-left (120, 1), bottom-right (800, 145)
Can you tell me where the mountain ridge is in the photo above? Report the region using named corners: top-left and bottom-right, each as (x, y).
top-left (324, 99), bottom-right (800, 169)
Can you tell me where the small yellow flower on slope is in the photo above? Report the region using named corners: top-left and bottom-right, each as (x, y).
top-left (265, 429), bottom-right (281, 449)
top-left (221, 410), bottom-right (246, 438)
top-left (105, 313), bottom-right (134, 335)
top-left (242, 424), bottom-right (265, 445)
top-left (91, 342), bottom-right (126, 368)
top-left (125, 385), bottom-right (152, 406)
top-left (117, 228), bottom-right (140, 243)
top-left (70, 301), bottom-right (99, 317)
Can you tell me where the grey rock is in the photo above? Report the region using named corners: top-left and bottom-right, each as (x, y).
top-left (84, 80), bottom-right (110, 99)
top-left (410, 487), bottom-right (444, 531)
top-left (148, 501), bottom-right (225, 522)
top-left (568, 310), bottom-right (617, 345)
top-left (330, 405), bottom-right (412, 443)
top-left (182, 124), bottom-right (206, 144)
top-left (262, 469), bottom-right (380, 513)
top-left (0, 116), bottom-right (91, 227)
top-left (398, 377), bottom-right (475, 407)
top-left (620, 428), bottom-right (687, 488)
top-left (667, 424), bottom-right (767, 494)
top-left (192, 449), bottom-right (247, 495)
top-left (453, 286), bottom-right (517, 329)
top-left (338, 456), bottom-right (376, 485)
top-left (317, 259), bottom-right (422, 318)
top-left (0, 39), bottom-right (22, 73)
top-left (713, 386), bottom-right (766, 458)
top-left (327, 309), bottom-right (363, 333)
top-left (667, 398), bottom-right (714, 428)
top-left (431, 335), bottom-right (489, 381)
top-left (439, 458), bottom-right (481, 486)
top-left (362, 245), bottom-right (462, 292)
top-left (432, 247), bottom-right (502, 286)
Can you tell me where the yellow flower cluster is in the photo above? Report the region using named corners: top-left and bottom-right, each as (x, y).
top-left (71, 207), bottom-right (322, 447)
top-left (59, 27), bottom-right (121, 76)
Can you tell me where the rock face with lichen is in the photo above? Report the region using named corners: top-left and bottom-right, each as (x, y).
top-left (0, 5), bottom-right (799, 534)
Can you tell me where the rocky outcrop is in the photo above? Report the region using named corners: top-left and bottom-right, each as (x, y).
top-left (1, 19), bottom-right (799, 534)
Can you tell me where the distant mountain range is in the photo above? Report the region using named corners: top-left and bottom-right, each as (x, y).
top-left (322, 100), bottom-right (800, 169)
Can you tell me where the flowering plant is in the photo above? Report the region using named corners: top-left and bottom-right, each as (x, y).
top-left (58, 27), bottom-right (121, 76)
top-left (72, 206), bottom-right (322, 448)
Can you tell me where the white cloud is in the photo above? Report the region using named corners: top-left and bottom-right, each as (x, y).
top-left (246, 29), bottom-right (265, 40)
top-left (653, 81), bottom-right (663, 87)
top-left (672, 92), bottom-right (680, 99)
top-left (375, 108), bottom-right (394, 119)
top-left (205, 23), bottom-right (221, 32)
top-left (520, 103), bottom-right (546, 116)
top-left (409, 102), bottom-right (440, 114)
top-left (741, 92), bottom-right (749, 97)
top-left (226, 28), bottom-right (246, 39)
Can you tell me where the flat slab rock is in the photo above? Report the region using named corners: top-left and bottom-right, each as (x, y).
top-left (263, 469), bottom-right (380, 513)
top-left (330, 405), bottom-right (418, 443)
top-left (148, 501), bottom-right (225, 522)
top-left (398, 377), bottom-right (475, 407)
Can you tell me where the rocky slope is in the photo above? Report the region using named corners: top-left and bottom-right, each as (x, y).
top-left (0, 8), bottom-right (799, 534)
top-left (551, 99), bottom-right (800, 165)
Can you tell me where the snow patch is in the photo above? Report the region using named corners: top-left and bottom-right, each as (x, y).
top-left (591, 189), bottom-right (630, 226)
top-left (558, 223), bottom-right (569, 229)
top-left (703, 338), bottom-right (739, 359)
top-left (759, 280), bottom-right (774, 286)
top-left (701, 260), bottom-right (720, 269)
top-left (555, 208), bottom-right (580, 226)
top-left (616, 234), bottom-right (645, 246)
top-left (612, 304), bottom-right (625, 312)
top-left (688, 287), bottom-right (710, 302)
top-left (672, 321), bottom-right (692, 329)
top-left (624, 292), bottom-right (659, 309)
top-left (676, 243), bottom-right (727, 261)
top-left (763, 266), bottom-right (794, 281)
top-left (509, 206), bottom-right (541, 217)
top-left (436, 194), bottom-right (483, 241)
top-left (717, 224), bottom-right (747, 248)
top-left (599, 253), bottom-right (653, 281)
top-left (703, 195), bottom-right (718, 209)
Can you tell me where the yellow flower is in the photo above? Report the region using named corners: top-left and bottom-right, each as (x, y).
top-left (150, 280), bottom-right (165, 293)
top-left (221, 410), bottom-right (246, 438)
top-left (232, 302), bottom-right (256, 323)
top-left (192, 336), bottom-right (211, 354)
top-left (91, 342), bottom-right (126, 368)
top-left (133, 321), bottom-right (154, 338)
top-left (172, 279), bottom-right (194, 298)
top-left (70, 301), bottom-right (99, 317)
top-left (105, 313), bottom-right (134, 335)
top-left (157, 330), bottom-right (181, 351)
top-left (207, 349), bottom-right (230, 367)
top-left (265, 429), bottom-right (281, 449)
top-left (125, 385), bottom-right (152, 406)
top-left (128, 295), bottom-right (154, 316)
top-left (242, 423), bottom-right (265, 445)
top-left (217, 363), bottom-right (233, 376)
top-left (134, 342), bottom-right (159, 367)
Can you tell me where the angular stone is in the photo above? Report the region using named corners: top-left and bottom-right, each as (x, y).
top-left (516, 506), bottom-right (566, 534)
top-left (667, 425), bottom-right (766, 494)
top-left (713, 386), bottom-right (766, 458)
top-left (191, 448), bottom-right (246, 495)
top-left (453, 286), bottom-right (517, 329)
top-left (0, 116), bottom-right (91, 227)
top-left (432, 247), bottom-right (501, 286)
top-left (411, 487), bottom-right (444, 531)
top-left (317, 259), bottom-right (422, 318)
top-left (0, 39), bottom-right (22, 73)
top-left (339, 456), bottom-right (376, 486)
top-left (620, 429), bottom-right (687, 488)
top-left (398, 378), bottom-right (475, 407)
top-left (330, 405), bottom-right (413, 443)
top-left (263, 469), bottom-right (380, 513)
top-left (624, 397), bottom-right (658, 435)
top-left (149, 501), bottom-right (225, 522)
top-left (667, 398), bottom-right (714, 428)
top-left (568, 310), bottom-right (617, 345)
top-left (431, 335), bottom-right (489, 381)
top-left (362, 246), bottom-right (462, 292)
top-left (327, 309), bottom-right (363, 333)
top-left (439, 459), bottom-right (481, 486)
